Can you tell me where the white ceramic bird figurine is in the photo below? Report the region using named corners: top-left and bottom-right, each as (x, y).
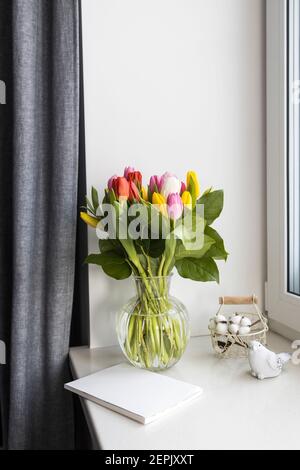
top-left (248, 341), bottom-right (291, 380)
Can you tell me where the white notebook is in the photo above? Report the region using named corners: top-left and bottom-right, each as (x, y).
top-left (65, 363), bottom-right (202, 424)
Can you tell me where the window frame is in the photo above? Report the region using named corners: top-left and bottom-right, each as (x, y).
top-left (287, 0), bottom-right (300, 297)
top-left (267, 0), bottom-right (300, 335)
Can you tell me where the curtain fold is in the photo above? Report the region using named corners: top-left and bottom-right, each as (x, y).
top-left (0, 0), bottom-right (81, 449)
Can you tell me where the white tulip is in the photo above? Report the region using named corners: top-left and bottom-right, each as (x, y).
top-left (160, 176), bottom-right (181, 199)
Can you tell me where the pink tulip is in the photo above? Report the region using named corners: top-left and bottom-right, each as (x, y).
top-left (167, 193), bottom-right (183, 220)
top-left (149, 175), bottom-right (162, 193)
top-left (124, 166), bottom-right (135, 179)
top-left (107, 174), bottom-right (118, 190)
top-left (180, 181), bottom-right (186, 194)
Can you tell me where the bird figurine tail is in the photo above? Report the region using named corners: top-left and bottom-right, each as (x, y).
top-left (277, 352), bottom-right (291, 367)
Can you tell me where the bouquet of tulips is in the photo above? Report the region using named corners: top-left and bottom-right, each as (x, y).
top-left (81, 167), bottom-right (227, 369)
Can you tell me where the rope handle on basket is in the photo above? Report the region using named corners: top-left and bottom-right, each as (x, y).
top-left (217, 295), bottom-right (268, 330)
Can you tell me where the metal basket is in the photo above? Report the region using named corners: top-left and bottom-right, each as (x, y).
top-left (209, 295), bottom-right (268, 358)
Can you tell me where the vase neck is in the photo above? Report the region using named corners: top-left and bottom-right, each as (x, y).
top-left (134, 276), bottom-right (171, 299)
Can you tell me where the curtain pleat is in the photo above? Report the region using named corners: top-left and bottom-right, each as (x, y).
top-left (0, 0), bottom-right (81, 449)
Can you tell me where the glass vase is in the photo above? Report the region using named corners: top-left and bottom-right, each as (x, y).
top-left (116, 275), bottom-right (190, 371)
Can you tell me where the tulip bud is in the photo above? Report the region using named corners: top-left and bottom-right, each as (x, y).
top-left (180, 181), bottom-right (187, 194)
top-left (141, 186), bottom-right (148, 201)
top-left (186, 171), bottom-right (200, 207)
top-left (127, 171), bottom-right (142, 188)
top-left (160, 174), bottom-right (181, 199)
top-left (124, 166), bottom-right (135, 179)
top-left (152, 192), bottom-right (167, 216)
top-left (149, 175), bottom-right (162, 193)
top-left (167, 193), bottom-right (183, 221)
top-left (112, 177), bottom-right (130, 200)
top-left (80, 212), bottom-right (99, 228)
top-left (128, 181), bottom-right (140, 202)
top-left (181, 190), bottom-right (192, 206)
top-left (107, 174), bottom-right (118, 190)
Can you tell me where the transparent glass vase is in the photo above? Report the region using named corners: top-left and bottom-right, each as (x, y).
top-left (116, 275), bottom-right (190, 371)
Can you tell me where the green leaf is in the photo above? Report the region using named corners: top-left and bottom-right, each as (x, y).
top-left (202, 186), bottom-right (212, 196)
top-left (85, 252), bottom-right (123, 266)
top-left (148, 239), bottom-right (166, 258)
top-left (175, 257), bottom-right (219, 283)
top-left (99, 239), bottom-right (124, 255)
top-left (101, 262), bottom-right (131, 280)
top-left (85, 251), bottom-right (132, 280)
top-left (163, 237), bottom-right (177, 275)
top-left (85, 196), bottom-right (96, 215)
top-left (135, 238), bottom-right (150, 255)
top-left (175, 235), bottom-right (215, 260)
top-left (173, 212), bottom-right (205, 250)
top-left (204, 226), bottom-right (228, 261)
top-left (136, 238), bottom-right (165, 258)
top-left (198, 190), bottom-right (224, 225)
top-left (91, 187), bottom-right (99, 212)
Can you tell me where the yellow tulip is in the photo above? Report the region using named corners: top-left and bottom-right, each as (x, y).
top-left (152, 192), bottom-right (165, 204)
top-left (152, 192), bottom-right (167, 216)
top-left (80, 212), bottom-right (99, 228)
top-left (141, 186), bottom-right (148, 201)
top-left (186, 171), bottom-right (200, 199)
top-left (181, 190), bottom-right (192, 206)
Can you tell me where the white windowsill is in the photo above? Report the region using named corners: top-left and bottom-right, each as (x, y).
top-left (69, 333), bottom-right (300, 450)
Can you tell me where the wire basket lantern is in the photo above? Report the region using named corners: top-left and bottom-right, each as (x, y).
top-left (208, 295), bottom-right (268, 358)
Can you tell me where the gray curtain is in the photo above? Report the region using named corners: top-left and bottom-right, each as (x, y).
top-left (0, 0), bottom-right (81, 449)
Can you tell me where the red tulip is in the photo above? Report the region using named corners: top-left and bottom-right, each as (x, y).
top-left (180, 181), bottom-right (186, 194)
top-left (112, 177), bottom-right (130, 200)
top-left (127, 171), bottom-right (142, 187)
top-left (128, 181), bottom-right (140, 202)
top-left (107, 174), bottom-right (118, 190)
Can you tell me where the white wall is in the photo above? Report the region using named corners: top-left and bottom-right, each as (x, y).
top-left (82, 0), bottom-right (266, 348)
